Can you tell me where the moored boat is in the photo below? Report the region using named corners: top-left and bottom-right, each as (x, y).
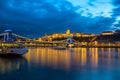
top-left (0, 43), bottom-right (28, 55)
top-left (0, 47), bottom-right (28, 55)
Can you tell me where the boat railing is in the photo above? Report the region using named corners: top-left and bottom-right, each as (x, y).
top-left (0, 42), bottom-right (25, 48)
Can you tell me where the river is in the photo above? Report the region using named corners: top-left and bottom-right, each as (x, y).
top-left (0, 48), bottom-right (120, 80)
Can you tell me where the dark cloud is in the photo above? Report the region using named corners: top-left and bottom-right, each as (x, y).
top-left (114, 21), bottom-right (120, 27)
top-left (112, 0), bottom-right (120, 17)
top-left (111, 0), bottom-right (120, 29)
top-left (0, 0), bottom-right (116, 38)
top-left (113, 8), bottom-right (120, 17)
top-left (113, 0), bottom-right (120, 5)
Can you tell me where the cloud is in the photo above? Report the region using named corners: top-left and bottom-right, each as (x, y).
top-left (113, 0), bottom-right (120, 5)
top-left (0, 0), bottom-right (117, 37)
top-left (112, 0), bottom-right (120, 17)
top-left (110, 0), bottom-right (120, 29)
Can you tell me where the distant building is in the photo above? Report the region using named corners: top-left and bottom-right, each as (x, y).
top-left (66, 29), bottom-right (70, 35)
top-left (73, 33), bottom-right (82, 37)
top-left (40, 29), bottom-right (96, 41)
top-left (82, 34), bottom-right (94, 37)
top-left (101, 31), bottom-right (114, 35)
top-left (115, 30), bottom-right (120, 34)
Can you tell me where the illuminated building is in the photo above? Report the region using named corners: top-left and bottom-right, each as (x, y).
top-left (101, 31), bottom-right (114, 35)
top-left (40, 29), bottom-right (95, 41)
top-left (73, 33), bottom-right (82, 37)
top-left (66, 29), bottom-right (70, 35)
top-left (81, 33), bottom-right (95, 37)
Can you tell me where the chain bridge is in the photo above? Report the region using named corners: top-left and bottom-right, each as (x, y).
top-left (0, 30), bottom-right (119, 48)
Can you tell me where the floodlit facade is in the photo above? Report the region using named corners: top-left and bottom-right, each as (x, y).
top-left (101, 31), bottom-right (114, 35)
top-left (40, 29), bottom-right (95, 41)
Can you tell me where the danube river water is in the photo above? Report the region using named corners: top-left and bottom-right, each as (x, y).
top-left (0, 48), bottom-right (120, 80)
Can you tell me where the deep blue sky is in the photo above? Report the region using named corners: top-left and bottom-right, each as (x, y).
top-left (0, 0), bottom-right (120, 37)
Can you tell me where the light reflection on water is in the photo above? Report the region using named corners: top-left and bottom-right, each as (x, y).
top-left (24, 48), bottom-right (120, 70)
top-left (0, 56), bottom-right (27, 75)
top-left (0, 48), bottom-right (120, 80)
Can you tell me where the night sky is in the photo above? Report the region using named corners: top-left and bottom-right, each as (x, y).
top-left (0, 0), bottom-right (120, 38)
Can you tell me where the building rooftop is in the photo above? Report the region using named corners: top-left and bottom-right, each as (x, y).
top-left (102, 31), bottom-right (113, 33)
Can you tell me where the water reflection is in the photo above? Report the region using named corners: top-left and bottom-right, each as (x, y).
top-left (24, 48), bottom-right (120, 71)
top-left (0, 56), bottom-right (27, 74)
top-left (1, 48), bottom-right (120, 80)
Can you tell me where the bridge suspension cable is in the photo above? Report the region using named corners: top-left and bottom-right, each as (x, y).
top-left (54, 38), bottom-right (80, 43)
top-left (12, 33), bottom-right (29, 39)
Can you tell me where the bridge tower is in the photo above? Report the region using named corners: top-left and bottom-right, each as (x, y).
top-left (3, 30), bottom-right (14, 42)
top-left (67, 36), bottom-right (74, 47)
top-left (67, 36), bottom-right (73, 44)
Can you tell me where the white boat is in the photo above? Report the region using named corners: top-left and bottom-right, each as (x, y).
top-left (0, 43), bottom-right (28, 55)
top-left (1, 48), bottom-right (28, 55)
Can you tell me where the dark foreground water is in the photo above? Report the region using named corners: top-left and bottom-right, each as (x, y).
top-left (0, 48), bottom-right (120, 80)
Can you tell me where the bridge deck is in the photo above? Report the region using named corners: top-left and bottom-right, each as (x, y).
top-left (0, 42), bottom-right (120, 48)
